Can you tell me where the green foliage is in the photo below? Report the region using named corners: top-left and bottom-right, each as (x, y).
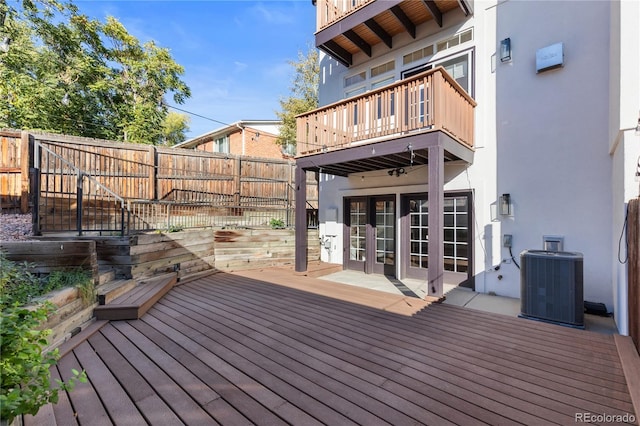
top-left (0, 302), bottom-right (86, 421)
top-left (0, 0), bottom-right (190, 144)
top-left (0, 253), bottom-right (43, 309)
top-left (0, 254), bottom-right (89, 421)
top-left (276, 45), bottom-right (319, 148)
top-left (167, 224), bottom-right (184, 233)
top-left (47, 269), bottom-right (95, 305)
top-left (161, 111), bottom-right (190, 146)
top-left (0, 253), bottom-right (94, 309)
top-left (269, 218), bottom-right (285, 229)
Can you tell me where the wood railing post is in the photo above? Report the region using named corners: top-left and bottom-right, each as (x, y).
top-left (20, 131), bottom-right (31, 213)
top-left (432, 70), bottom-right (443, 131)
top-left (148, 145), bottom-right (157, 200)
top-left (234, 156), bottom-right (242, 212)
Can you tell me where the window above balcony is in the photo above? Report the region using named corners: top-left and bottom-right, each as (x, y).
top-left (314, 0), bottom-right (473, 67)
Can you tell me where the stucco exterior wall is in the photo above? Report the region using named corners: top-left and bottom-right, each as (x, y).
top-left (314, 0), bottom-right (636, 326)
top-left (491, 0), bottom-right (613, 307)
top-left (608, 0), bottom-right (640, 335)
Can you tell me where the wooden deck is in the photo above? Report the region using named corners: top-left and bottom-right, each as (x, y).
top-left (25, 268), bottom-right (637, 425)
top-left (94, 273), bottom-right (177, 321)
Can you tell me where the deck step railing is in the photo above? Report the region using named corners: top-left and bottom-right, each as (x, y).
top-left (34, 142), bottom-right (129, 236)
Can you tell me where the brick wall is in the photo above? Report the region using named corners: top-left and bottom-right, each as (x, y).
top-left (194, 127), bottom-right (285, 160)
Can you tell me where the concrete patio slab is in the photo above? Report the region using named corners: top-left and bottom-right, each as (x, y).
top-left (319, 269), bottom-right (619, 334)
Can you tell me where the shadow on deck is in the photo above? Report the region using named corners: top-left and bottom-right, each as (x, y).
top-left (24, 268), bottom-right (638, 425)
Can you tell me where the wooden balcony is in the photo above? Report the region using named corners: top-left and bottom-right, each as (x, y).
top-left (296, 67), bottom-right (476, 158)
top-left (316, 0), bottom-right (374, 30)
top-left (314, 0), bottom-right (473, 66)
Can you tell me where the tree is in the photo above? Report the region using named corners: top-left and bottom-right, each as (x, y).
top-left (161, 111), bottom-right (190, 146)
top-left (275, 46), bottom-right (319, 148)
top-left (0, 0), bottom-right (191, 145)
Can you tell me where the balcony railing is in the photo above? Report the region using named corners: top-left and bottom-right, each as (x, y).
top-left (316, 0), bottom-right (374, 30)
top-left (296, 67), bottom-right (476, 156)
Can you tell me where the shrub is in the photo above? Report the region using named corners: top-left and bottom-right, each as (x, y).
top-left (0, 253), bottom-right (95, 309)
top-left (0, 302), bottom-right (86, 422)
top-left (47, 269), bottom-right (95, 306)
top-left (0, 254), bottom-right (88, 422)
top-left (0, 253), bottom-right (42, 309)
top-left (269, 218), bottom-right (285, 229)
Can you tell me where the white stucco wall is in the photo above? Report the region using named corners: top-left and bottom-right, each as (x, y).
top-left (609, 0), bottom-right (640, 335)
top-left (491, 0), bottom-right (614, 307)
top-left (315, 1), bottom-right (633, 321)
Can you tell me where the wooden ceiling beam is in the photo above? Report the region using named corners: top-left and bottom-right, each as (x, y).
top-left (423, 1), bottom-right (443, 27)
top-left (364, 18), bottom-right (392, 49)
top-left (457, 0), bottom-right (473, 16)
top-left (390, 5), bottom-right (416, 39)
top-left (320, 41), bottom-right (352, 67)
top-left (344, 29), bottom-right (372, 57)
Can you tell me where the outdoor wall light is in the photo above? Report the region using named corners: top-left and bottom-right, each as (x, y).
top-left (388, 167), bottom-right (406, 177)
top-left (500, 193), bottom-right (512, 216)
top-left (635, 116), bottom-right (640, 136)
top-left (407, 143), bottom-right (415, 165)
top-left (500, 38), bottom-right (511, 62)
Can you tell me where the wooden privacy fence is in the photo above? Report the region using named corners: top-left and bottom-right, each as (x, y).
top-left (0, 130), bottom-right (29, 212)
top-left (0, 130), bottom-right (318, 234)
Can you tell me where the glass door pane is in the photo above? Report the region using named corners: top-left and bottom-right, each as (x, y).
top-left (443, 196), bottom-right (469, 273)
top-left (375, 199), bottom-right (395, 266)
top-left (349, 200), bottom-right (367, 262)
top-left (409, 197), bottom-right (428, 271)
top-left (373, 197), bottom-right (395, 275)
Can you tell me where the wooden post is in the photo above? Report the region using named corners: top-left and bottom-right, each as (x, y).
top-left (148, 145), bottom-right (157, 200)
top-left (287, 162), bottom-right (293, 227)
top-left (234, 157), bottom-right (241, 212)
top-left (427, 143), bottom-right (444, 298)
top-left (20, 131), bottom-right (30, 213)
top-left (295, 166), bottom-right (308, 272)
top-left (432, 70), bottom-right (443, 131)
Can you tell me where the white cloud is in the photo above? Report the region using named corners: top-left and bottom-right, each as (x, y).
top-left (234, 61), bottom-right (249, 72)
top-left (249, 2), bottom-right (295, 25)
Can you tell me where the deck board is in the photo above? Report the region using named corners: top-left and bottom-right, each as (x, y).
top-left (179, 278), bottom-right (581, 424)
top-left (40, 269), bottom-right (637, 425)
top-left (94, 274), bottom-right (176, 320)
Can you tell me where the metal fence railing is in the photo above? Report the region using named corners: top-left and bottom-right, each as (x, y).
top-left (33, 140), bottom-right (318, 235)
top-left (34, 142), bottom-right (128, 236)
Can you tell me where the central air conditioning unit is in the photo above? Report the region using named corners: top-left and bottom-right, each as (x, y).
top-left (519, 250), bottom-right (584, 328)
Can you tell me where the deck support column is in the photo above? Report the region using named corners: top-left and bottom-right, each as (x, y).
top-left (427, 144), bottom-right (444, 298)
top-left (295, 166), bottom-right (308, 272)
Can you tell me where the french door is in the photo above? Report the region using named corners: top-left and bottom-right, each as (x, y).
top-left (401, 192), bottom-right (472, 287)
top-left (344, 196), bottom-right (396, 276)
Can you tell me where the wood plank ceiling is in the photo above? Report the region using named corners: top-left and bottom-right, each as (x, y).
top-left (317, 0), bottom-right (473, 67)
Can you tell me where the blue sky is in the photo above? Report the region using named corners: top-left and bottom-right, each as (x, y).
top-left (76, 1), bottom-right (316, 139)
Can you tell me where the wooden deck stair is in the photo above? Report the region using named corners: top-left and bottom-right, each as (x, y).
top-left (94, 273), bottom-right (177, 321)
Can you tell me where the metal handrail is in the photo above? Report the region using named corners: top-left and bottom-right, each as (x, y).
top-left (35, 141), bottom-right (128, 236)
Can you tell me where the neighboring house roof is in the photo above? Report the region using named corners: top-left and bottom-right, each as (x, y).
top-left (174, 120), bottom-right (281, 149)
